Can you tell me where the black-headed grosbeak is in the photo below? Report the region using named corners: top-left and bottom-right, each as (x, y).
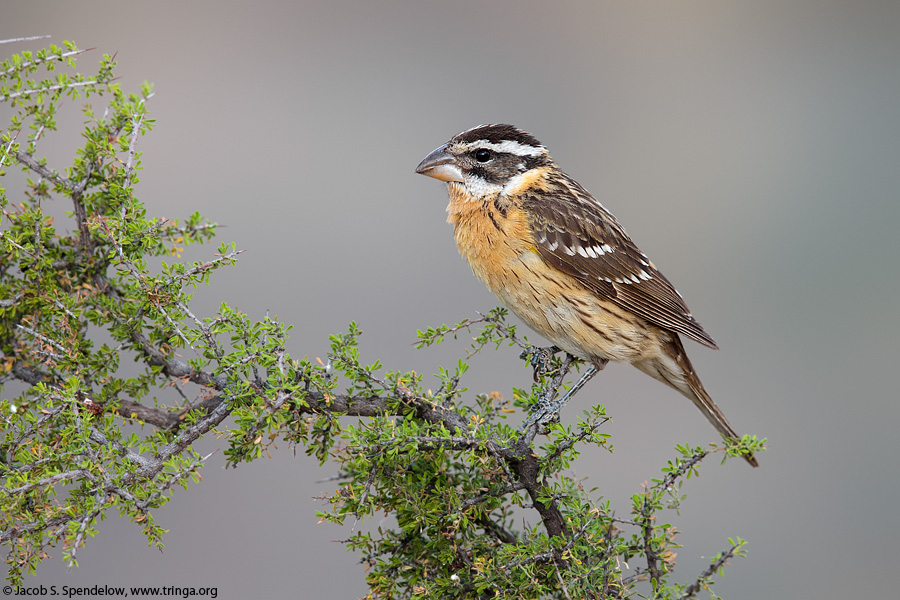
top-left (416, 124), bottom-right (757, 467)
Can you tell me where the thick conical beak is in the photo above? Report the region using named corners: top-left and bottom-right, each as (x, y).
top-left (415, 144), bottom-right (464, 183)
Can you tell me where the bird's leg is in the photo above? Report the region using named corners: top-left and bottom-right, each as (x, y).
top-left (520, 345), bottom-right (562, 381)
top-left (519, 358), bottom-right (608, 432)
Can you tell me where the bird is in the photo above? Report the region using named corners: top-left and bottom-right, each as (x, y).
top-left (415, 124), bottom-right (757, 467)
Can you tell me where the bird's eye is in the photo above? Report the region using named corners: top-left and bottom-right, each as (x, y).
top-left (474, 149), bottom-right (492, 163)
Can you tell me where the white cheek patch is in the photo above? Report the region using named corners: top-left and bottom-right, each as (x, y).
top-left (502, 171), bottom-right (532, 196)
top-left (464, 174), bottom-right (504, 199)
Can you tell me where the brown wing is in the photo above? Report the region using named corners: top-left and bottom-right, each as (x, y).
top-left (523, 172), bottom-right (718, 349)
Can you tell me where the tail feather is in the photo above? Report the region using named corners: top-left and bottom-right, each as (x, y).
top-left (633, 336), bottom-right (758, 467)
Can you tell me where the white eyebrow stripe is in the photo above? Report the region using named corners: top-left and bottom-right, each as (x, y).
top-left (453, 140), bottom-right (547, 157)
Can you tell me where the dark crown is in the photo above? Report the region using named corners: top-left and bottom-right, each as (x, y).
top-left (452, 124), bottom-right (543, 149)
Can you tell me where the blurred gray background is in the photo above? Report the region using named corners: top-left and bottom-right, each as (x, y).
top-left (3, 1), bottom-right (899, 598)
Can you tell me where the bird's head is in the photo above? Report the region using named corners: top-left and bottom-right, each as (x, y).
top-left (415, 124), bottom-right (553, 199)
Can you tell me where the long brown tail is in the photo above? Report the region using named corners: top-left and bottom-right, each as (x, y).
top-left (633, 336), bottom-right (758, 467)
